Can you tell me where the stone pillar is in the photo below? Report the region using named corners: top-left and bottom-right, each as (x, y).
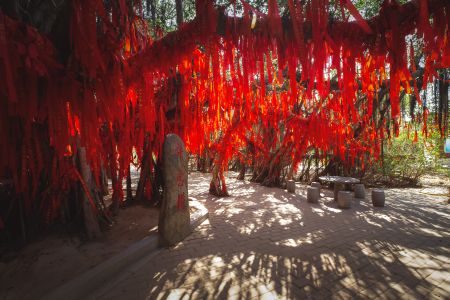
top-left (159, 134), bottom-right (191, 246)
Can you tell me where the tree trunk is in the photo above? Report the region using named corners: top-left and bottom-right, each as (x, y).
top-left (209, 162), bottom-right (229, 197)
top-left (175, 0), bottom-right (183, 27)
top-left (196, 152), bottom-right (207, 172)
top-left (438, 72), bottom-right (449, 136)
top-left (109, 157), bottom-right (120, 215)
top-left (135, 142), bottom-right (150, 202)
top-left (18, 196), bottom-right (27, 244)
top-left (151, 156), bottom-right (164, 205)
top-left (100, 163), bottom-right (109, 196)
top-left (381, 138), bottom-right (385, 176)
top-left (237, 163), bottom-right (246, 180)
top-left (126, 164), bottom-right (133, 203)
top-left (78, 147), bottom-right (102, 239)
top-left (150, 0), bottom-right (156, 25)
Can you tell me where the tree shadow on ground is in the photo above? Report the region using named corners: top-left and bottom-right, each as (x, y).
top-left (97, 172), bottom-right (450, 300)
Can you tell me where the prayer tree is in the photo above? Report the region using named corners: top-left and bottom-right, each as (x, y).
top-left (0, 0), bottom-right (448, 239)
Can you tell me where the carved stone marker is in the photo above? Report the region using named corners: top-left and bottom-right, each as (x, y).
top-left (159, 134), bottom-right (191, 246)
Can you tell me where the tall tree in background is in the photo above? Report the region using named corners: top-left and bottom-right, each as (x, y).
top-left (176, 0), bottom-right (183, 26)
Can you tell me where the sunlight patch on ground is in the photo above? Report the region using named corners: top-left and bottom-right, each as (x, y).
top-left (271, 202), bottom-right (301, 215)
top-left (275, 231), bottom-right (323, 247)
top-left (417, 227), bottom-right (446, 237)
top-left (359, 212), bottom-right (394, 225)
top-left (237, 223), bottom-right (257, 235)
top-left (419, 186), bottom-right (448, 196)
top-left (320, 205), bottom-right (342, 213)
top-left (214, 206), bottom-right (245, 217)
top-left (182, 218), bottom-right (216, 241)
top-left (223, 191), bottom-right (305, 233)
top-left (310, 206), bottom-right (327, 216)
top-left (227, 186), bottom-right (257, 197)
top-left (377, 214), bottom-right (392, 222)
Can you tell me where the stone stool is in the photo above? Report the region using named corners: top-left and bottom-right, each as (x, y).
top-left (372, 189), bottom-right (385, 207)
top-left (354, 183), bottom-right (366, 199)
top-left (333, 182), bottom-right (345, 201)
top-left (337, 191), bottom-right (352, 209)
top-left (311, 181), bottom-right (321, 193)
top-left (307, 186), bottom-right (320, 203)
top-left (287, 180), bottom-right (296, 193)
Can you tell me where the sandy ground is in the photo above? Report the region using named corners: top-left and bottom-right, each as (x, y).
top-left (0, 204), bottom-right (159, 300)
top-left (0, 166), bottom-right (160, 300)
top-left (419, 173), bottom-right (450, 203)
top-left (420, 172), bottom-right (450, 186)
top-left (0, 165), bottom-right (205, 300)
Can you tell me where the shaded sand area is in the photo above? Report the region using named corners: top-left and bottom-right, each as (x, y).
top-left (93, 172), bottom-right (450, 300)
top-left (0, 204), bottom-right (159, 299)
top-left (0, 167), bottom-right (160, 300)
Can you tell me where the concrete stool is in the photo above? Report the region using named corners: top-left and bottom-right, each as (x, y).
top-left (311, 181), bottom-right (321, 193)
top-left (333, 182), bottom-right (345, 201)
top-left (287, 180), bottom-right (296, 193)
top-left (372, 189), bottom-right (385, 207)
top-left (337, 191), bottom-right (352, 209)
top-left (354, 183), bottom-right (366, 199)
top-left (307, 186), bottom-right (320, 203)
